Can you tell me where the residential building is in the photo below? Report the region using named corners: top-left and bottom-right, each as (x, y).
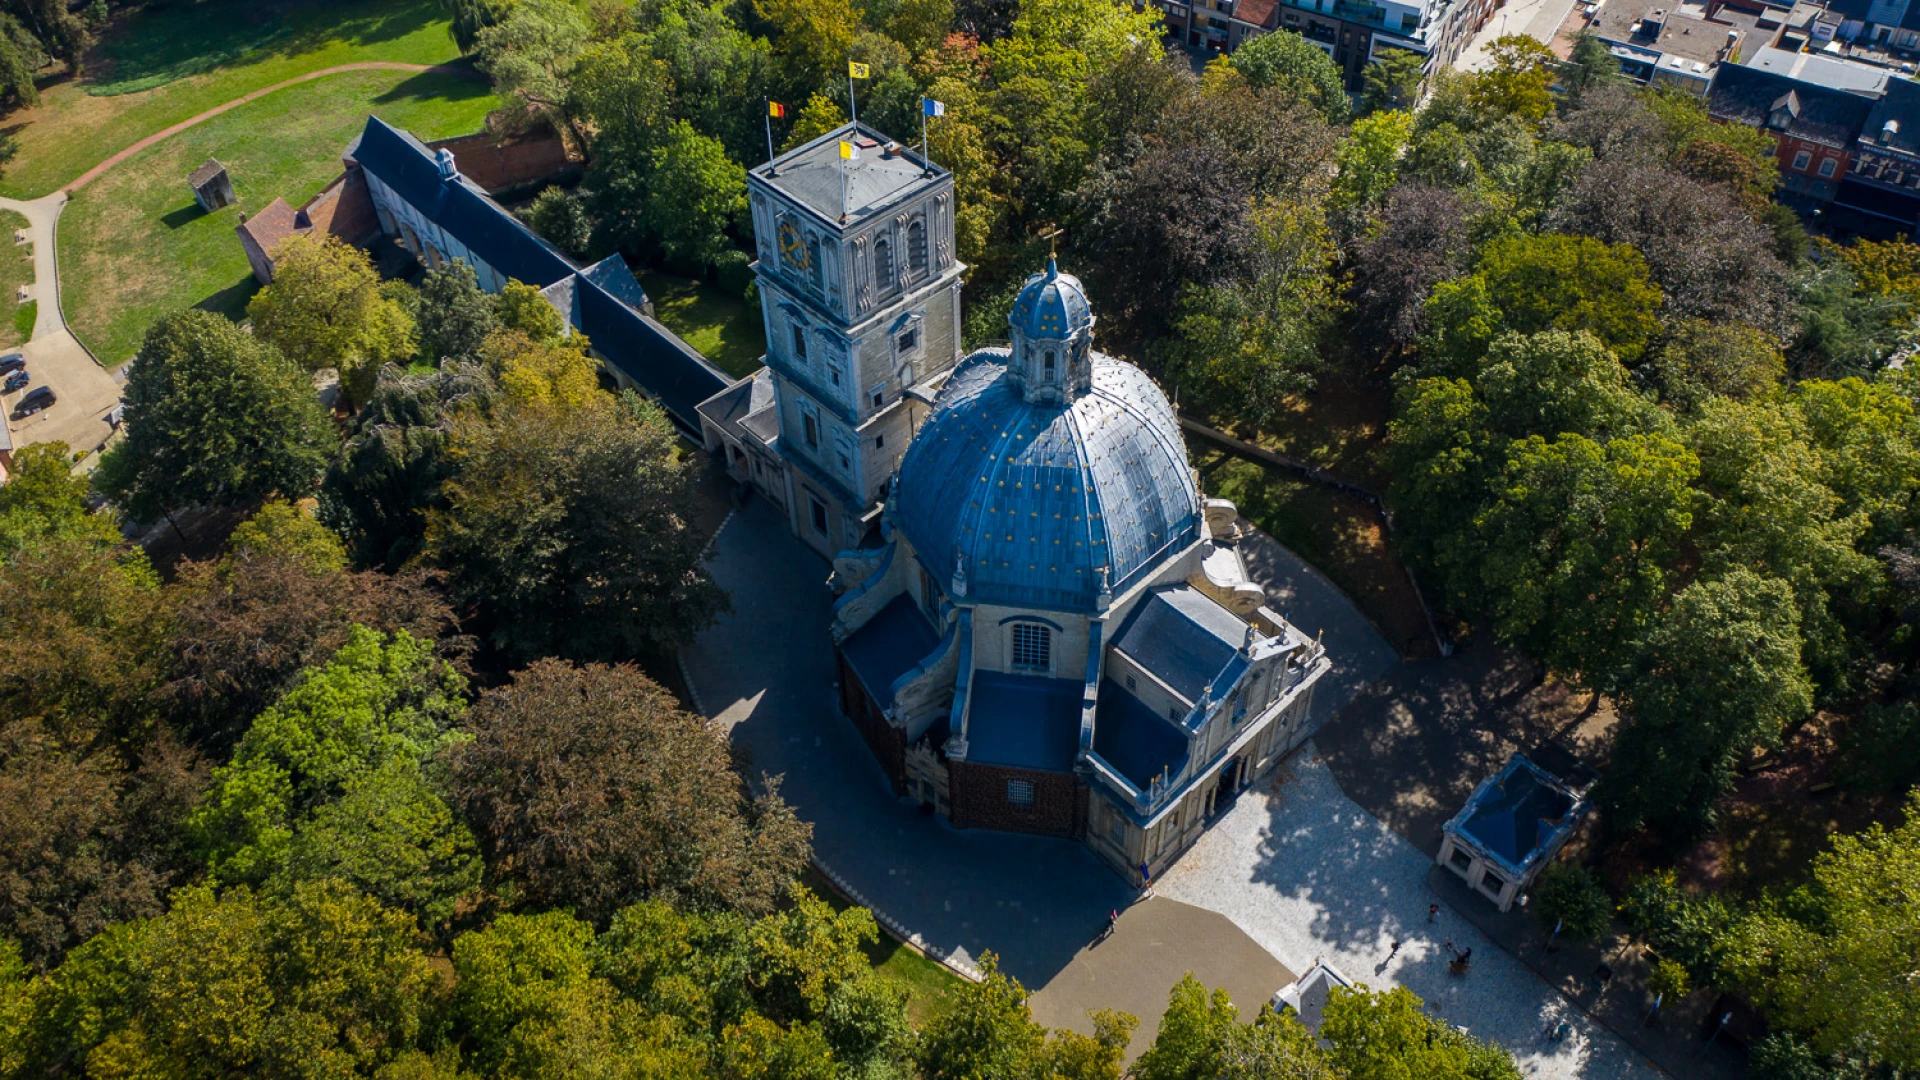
top-left (1588, 3), bottom-right (1746, 94)
top-left (1834, 74), bottom-right (1920, 230)
top-left (1708, 61), bottom-right (1874, 203)
top-left (1160, 0), bottom-right (1490, 91)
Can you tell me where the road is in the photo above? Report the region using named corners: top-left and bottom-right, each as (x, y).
top-left (0, 192), bottom-right (123, 461)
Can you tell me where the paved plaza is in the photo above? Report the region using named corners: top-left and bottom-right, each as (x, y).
top-left (682, 497), bottom-right (1671, 1076)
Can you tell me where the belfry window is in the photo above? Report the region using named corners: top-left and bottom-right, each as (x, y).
top-left (807, 237), bottom-right (823, 291)
top-left (1010, 622), bottom-right (1052, 673)
top-left (907, 220), bottom-right (927, 276)
top-left (875, 236), bottom-right (894, 290)
top-left (1043, 350), bottom-right (1056, 378)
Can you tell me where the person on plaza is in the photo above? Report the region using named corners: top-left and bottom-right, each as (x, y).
top-left (1139, 862), bottom-right (1154, 898)
top-left (1108, 909), bottom-right (1119, 938)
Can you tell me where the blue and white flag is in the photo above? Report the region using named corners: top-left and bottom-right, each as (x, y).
top-left (923, 98), bottom-right (945, 117)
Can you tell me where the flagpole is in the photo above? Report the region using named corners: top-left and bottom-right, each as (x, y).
top-left (920, 99), bottom-right (929, 177)
top-left (765, 101), bottom-right (776, 175)
top-left (849, 70), bottom-right (858, 128)
top-left (840, 143), bottom-right (848, 223)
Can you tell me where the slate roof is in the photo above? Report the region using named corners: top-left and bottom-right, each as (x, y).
top-left (1860, 75), bottom-right (1920, 156)
top-left (893, 347), bottom-right (1201, 613)
top-left (189, 158), bottom-right (227, 187)
top-left (1112, 585), bottom-right (1250, 706)
top-left (965, 672), bottom-right (1084, 772)
top-left (1274, 960), bottom-right (1355, 1036)
top-left (756, 122), bottom-right (948, 223)
top-left (698, 367), bottom-right (779, 442)
top-left (840, 594), bottom-right (942, 701)
top-left (1091, 679), bottom-right (1190, 789)
top-left (1445, 754), bottom-right (1583, 874)
top-left (350, 116), bottom-right (727, 432)
top-left (1708, 62), bottom-right (1874, 148)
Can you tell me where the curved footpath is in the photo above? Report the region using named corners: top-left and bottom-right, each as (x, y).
top-left (63, 61), bottom-right (474, 193)
top-left (680, 498), bottom-right (1668, 1078)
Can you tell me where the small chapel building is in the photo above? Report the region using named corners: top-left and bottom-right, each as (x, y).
top-left (697, 123), bottom-right (1332, 883)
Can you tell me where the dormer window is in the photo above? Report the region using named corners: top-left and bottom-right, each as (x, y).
top-left (1044, 350), bottom-right (1056, 378)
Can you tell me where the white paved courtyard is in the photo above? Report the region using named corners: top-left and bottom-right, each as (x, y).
top-left (1160, 745), bottom-right (1668, 1080)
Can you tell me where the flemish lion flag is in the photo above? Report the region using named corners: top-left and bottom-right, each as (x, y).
top-left (768, 101), bottom-right (787, 118)
top-left (839, 139), bottom-right (859, 160)
top-left (848, 60), bottom-right (870, 79)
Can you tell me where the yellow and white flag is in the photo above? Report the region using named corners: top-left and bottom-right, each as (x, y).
top-left (839, 139), bottom-right (859, 160)
top-left (848, 60), bottom-right (870, 79)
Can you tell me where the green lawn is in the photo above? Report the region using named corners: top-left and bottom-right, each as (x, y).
top-left (639, 270), bottom-right (766, 379)
top-left (61, 70), bottom-right (499, 365)
top-left (0, 210), bottom-right (30, 348)
top-left (1, 0), bottom-right (468, 198)
top-left (798, 868), bottom-right (963, 1025)
top-left (1191, 444), bottom-right (1436, 657)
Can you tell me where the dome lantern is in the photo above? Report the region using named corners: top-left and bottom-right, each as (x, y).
top-left (1007, 257), bottom-right (1094, 406)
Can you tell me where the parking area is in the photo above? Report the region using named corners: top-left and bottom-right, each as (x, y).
top-left (4, 328), bottom-right (123, 457)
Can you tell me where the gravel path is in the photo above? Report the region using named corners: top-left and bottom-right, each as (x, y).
top-left (1158, 744), bottom-right (1670, 1080)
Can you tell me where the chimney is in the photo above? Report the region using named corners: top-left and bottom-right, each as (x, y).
top-left (435, 147), bottom-right (458, 180)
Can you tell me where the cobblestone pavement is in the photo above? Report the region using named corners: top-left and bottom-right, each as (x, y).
top-left (1158, 747), bottom-right (1671, 1080)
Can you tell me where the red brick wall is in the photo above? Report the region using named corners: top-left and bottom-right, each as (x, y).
top-left (948, 760), bottom-right (1085, 839)
top-left (837, 649), bottom-right (907, 793)
top-left (428, 131), bottom-right (577, 194)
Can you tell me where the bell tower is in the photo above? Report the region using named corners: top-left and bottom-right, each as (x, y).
top-left (746, 123), bottom-right (966, 556)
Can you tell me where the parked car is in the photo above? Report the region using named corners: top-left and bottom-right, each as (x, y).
top-left (11, 385), bottom-right (54, 418)
top-left (0, 353), bottom-right (23, 376)
top-left (2, 370), bottom-right (25, 393)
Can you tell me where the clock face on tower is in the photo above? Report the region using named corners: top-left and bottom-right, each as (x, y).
top-left (778, 218), bottom-right (809, 274)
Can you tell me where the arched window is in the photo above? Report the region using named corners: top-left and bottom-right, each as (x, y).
top-left (907, 220), bottom-right (927, 276)
top-left (1009, 622), bottom-right (1052, 673)
top-left (807, 236), bottom-right (823, 291)
top-left (874, 236), bottom-right (894, 291)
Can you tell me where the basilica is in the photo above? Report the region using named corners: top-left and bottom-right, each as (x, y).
top-left (697, 123), bottom-right (1331, 884)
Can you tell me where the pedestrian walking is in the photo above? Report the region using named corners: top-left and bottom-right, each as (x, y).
top-left (1428, 903), bottom-right (1440, 922)
top-left (1139, 861), bottom-right (1154, 899)
top-left (1107, 910), bottom-right (1119, 939)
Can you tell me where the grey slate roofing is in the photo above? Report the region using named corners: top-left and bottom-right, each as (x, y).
top-left (1091, 679), bottom-right (1190, 789)
top-left (965, 672), bottom-right (1084, 772)
top-left (892, 346), bottom-right (1202, 613)
top-left (1708, 62), bottom-right (1875, 147)
top-left (1112, 585), bottom-right (1250, 706)
top-left (840, 595), bottom-right (941, 701)
top-left (581, 253), bottom-right (648, 310)
top-left (1010, 259), bottom-right (1093, 341)
top-left (1744, 46), bottom-right (1892, 95)
top-left (756, 122), bottom-right (947, 223)
top-left (1274, 960), bottom-right (1355, 1036)
top-left (1446, 754), bottom-right (1581, 874)
top-left (698, 367), bottom-right (778, 441)
top-left (188, 159), bottom-right (228, 187)
top-left (350, 116), bottom-right (727, 431)
top-left (1860, 75), bottom-right (1920, 155)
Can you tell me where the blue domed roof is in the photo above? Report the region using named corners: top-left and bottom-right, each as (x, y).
top-left (1010, 259), bottom-right (1092, 341)
top-left (893, 349), bottom-right (1201, 613)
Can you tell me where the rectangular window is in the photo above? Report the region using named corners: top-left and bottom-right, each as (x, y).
top-left (871, 388), bottom-right (886, 408)
top-left (1125, 674), bottom-right (1137, 691)
top-left (898, 327), bottom-right (918, 352)
top-left (1792, 149), bottom-right (1813, 170)
top-left (1819, 156), bottom-right (1839, 178)
top-left (809, 496), bottom-right (829, 536)
top-left (875, 434), bottom-right (885, 449)
top-left (1108, 813), bottom-right (1126, 845)
top-left (1449, 847), bottom-right (1473, 873)
top-left (803, 413), bottom-right (819, 449)
top-left (837, 452), bottom-right (851, 471)
top-left (1006, 779), bottom-right (1035, 807)
top-left (1009, 623), bottom-right (1051, 673)
top-left (791, 324), bottom-right (808, 361)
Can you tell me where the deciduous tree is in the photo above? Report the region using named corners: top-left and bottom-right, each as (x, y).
top-left (415, 260), bottom-right (500, 365)
top-left (246, 234), bottom-right (416, 410)
top-left (1230, 27), bottom-right (1349, 123)
top-left (452, 660), bottom-right (810, 922)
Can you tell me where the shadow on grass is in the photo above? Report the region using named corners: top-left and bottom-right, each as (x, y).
top-left (160, 203), bottom-right (207, 230)
top-left (371, 65), bottom-right (491, 107)
top-left (194, 274), bottom-right (260, 320)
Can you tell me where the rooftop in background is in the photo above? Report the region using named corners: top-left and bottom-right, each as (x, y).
top-left (1273, 959), bottom-right (1355, 1036)
top-left (1708, 61), bottom-right (1876, 146)
top-left (755, 122), bottom-right (949, 225)
top-left (1590, 3), bottom-right (1744, 64)
top-left (1443, 754), bottom-right (1588, 877)
top-left (1745, 44), bottom-right (1894, 94)
top-left (1860, 74), bottom-right (1920, 155)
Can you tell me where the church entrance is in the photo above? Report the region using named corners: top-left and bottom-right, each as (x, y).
top-left (1206, 755), bottom-right (1252, 822)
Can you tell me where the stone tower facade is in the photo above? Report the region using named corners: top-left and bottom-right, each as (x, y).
top-left (746, 122), bottom-right (966, 556)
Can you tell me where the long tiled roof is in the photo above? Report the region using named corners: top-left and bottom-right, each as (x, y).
top-left (1112, 586), bottom-right (1249, 706)
top-left (893, 349), bottom-right (1201, 613)
top-left (350, 116), bottom-right (728, 431)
